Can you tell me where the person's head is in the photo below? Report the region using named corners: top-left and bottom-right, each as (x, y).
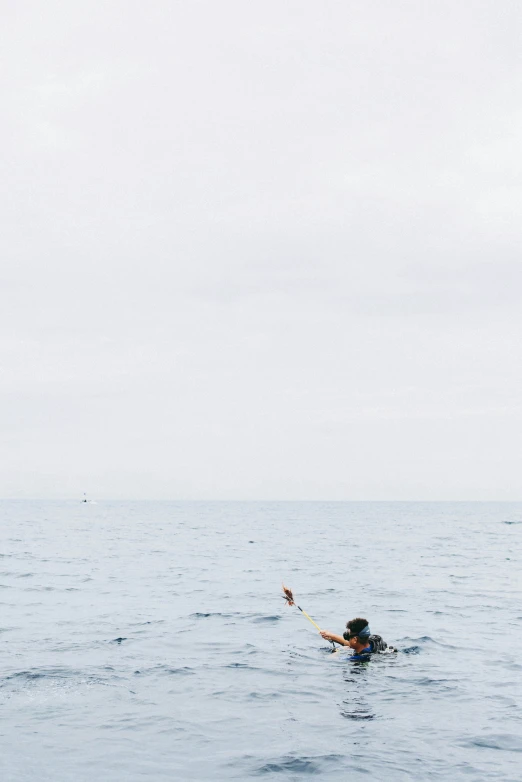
top-left (343, 617), bottom-right (371, 650)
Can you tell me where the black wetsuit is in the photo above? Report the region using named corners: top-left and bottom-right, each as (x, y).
top-left (349, 634), bottom-right (389, 662)
top-left (368, 634), bottom-right (388, 653)
top-left (350, 645), bottom-right (372, 661)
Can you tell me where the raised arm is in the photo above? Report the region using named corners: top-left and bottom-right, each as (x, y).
top-left (320, 630), bottom-right (349, 645)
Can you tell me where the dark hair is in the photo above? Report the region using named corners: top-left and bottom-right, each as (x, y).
top-left (343, 617), bottom-right (369, 641)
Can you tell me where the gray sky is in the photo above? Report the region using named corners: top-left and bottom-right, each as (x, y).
top-left (2, 1), bottom-right (521, 500)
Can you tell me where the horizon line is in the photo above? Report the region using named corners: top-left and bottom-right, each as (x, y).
top-left (1, 497), bottom-right (521, 503)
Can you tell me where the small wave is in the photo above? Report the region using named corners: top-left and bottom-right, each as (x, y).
top-left (1, 666), bottom-right (92, 685)
top-left (3, 670), bottom-right (48, 682)
top-left (24, 586), bottom-right (57, 592)
top-left (254, 754), bottom-right (343, 775)
top-left (413, 677), bottom-right (456, 686)
top-left (251, 615), bottom-right (281, 623)
top-left (110, 637), bottom-right (127, 643)
top-left (247, 691), bottom-right (282, 700)
top-left (143, 666), bottom-right (195, 677)
top-left (131, 620), bottom-right (166, 626)
top-left (399, 636), bottom-right (457, 649)
top-left (163, 666), bottom-right (195, 676)
top-left (502, 520), bottom-right (522, 525)
top-left (188, 612), bottom-right (240, 619)
top-left (465, 734), bottom-right (522, 752)
top-left (225, 663), bottom-right (263, 670)
top-left (133, 664), bottom-right (195, 677)
top-left (341, 709), bottom-right (375, 721)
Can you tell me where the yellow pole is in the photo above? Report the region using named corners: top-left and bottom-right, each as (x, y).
top-left (297, 606), bottom-right (321, 631)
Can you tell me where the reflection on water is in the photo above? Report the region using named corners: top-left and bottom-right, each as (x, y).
top-left (340, 666), bottom-right (375, 720)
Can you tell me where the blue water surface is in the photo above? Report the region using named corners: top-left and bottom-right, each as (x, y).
top-left (0, 501), bottom-right (521, 781)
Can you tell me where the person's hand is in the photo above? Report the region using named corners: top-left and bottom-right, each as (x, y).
top-left (320, 630), bottom-right (333, 641)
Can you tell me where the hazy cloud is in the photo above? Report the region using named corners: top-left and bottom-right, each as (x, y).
top-left (2, 1), bottom-right (521, 499)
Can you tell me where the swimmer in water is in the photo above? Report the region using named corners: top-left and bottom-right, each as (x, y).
top-left (320, 617), bottom-right (393, 660)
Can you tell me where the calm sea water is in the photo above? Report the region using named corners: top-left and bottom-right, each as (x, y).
top-left (0, 501), bottom-right (521, 781)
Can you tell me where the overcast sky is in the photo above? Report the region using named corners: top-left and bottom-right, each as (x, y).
top-left (1, 1), bottom-right (521, 500)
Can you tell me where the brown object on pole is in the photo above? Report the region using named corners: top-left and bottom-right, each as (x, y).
top-left (282, 583), bottom-right (295, 606)
top-left (280, 583), bottom-right (323, 633)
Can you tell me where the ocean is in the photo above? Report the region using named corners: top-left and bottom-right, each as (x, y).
top-left (0, 500), bottom-right (521, 781)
